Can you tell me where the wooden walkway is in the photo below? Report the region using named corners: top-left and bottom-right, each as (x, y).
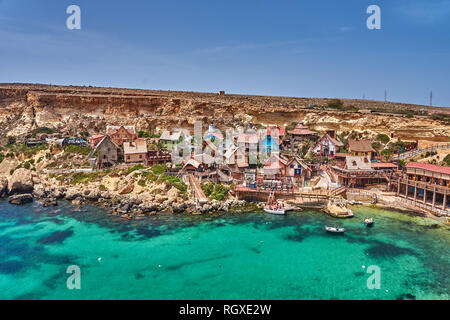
top-left (393, 143), bottom-right (450, 160)
top-left (188, 174), bottom-right (209, 204)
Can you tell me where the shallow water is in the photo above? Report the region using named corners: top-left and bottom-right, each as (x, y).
top-left (0, 199), bottom-right (448, 300)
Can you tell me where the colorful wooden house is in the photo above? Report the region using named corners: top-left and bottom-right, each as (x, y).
top-left (106, 125), bottom-right (138, 147)
top-left (95, 135), bottom-right (121, 169)
top-left (286, 157), bottom-right (312, 186)
top-left (123, 139), bottom-right (148, 164)
top-left (312, 132), bottom-right (344, 158)
top-left (258, 154), bottom-right (288, 184)
top-left (348, 139), bottom-right (376, 159)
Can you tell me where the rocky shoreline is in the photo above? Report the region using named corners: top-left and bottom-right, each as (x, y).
top-left (0, 168), bottom-right (252, 219)
top-left (1, 168), bottom-right (446, 224)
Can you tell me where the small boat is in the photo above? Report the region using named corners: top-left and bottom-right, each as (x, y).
top-left (364, 217), bottom-right (374, 227)
top-left (264, 192), bottom-right (286, 215)
top-left (264, 207), bottom-right (286, 215)
top-left (325, 224), bottom-right (346, 233)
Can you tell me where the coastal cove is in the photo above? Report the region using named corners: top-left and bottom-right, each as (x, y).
top-left (0, 199), bottom-right (448, 300)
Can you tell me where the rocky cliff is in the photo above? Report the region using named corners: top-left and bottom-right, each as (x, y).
top-left (0, 83), bottom-right (449, 143)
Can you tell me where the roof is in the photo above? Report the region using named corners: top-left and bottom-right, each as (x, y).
top-left (237, 132), bottom-right (259, 144)
top-left (288, 122), bottom-right (316, 136)
top-left (287, 157), bottom-right (311, 171)
top-left (123, 139), bottom-right (147, 155)
top-left (90, 134), bottom-right (105, 140)
top-left (348, 139), bottom-right (375, 153)
top-left (407, 162), bottom-right (450, 175)
top-left (193, 153), bottom-right (216, 165)
top-left (160, 129), bottom-right (187, 141)
top-left (183, 159), bottom-right (201, 169)
top-left (205, 132), bottom-right (224, 140)
top-left (264, 154), bottom-right (288, 169)
top-left (224, 147), bottom-right (239, 159)
top-left (345, 156), bottom-right (372, 170)
top-left (335, 153), bottom-right (349, 158)
top-left (314, 134), bottom-right (344, 150)
top-left (371, 162), bottom-right (397, 169)
top-left (95, 135), bottom-right (120, 150)
top-left (106, 125), bottom-right (136, 135)
top-left (266, 126), bottom-right (285, 137)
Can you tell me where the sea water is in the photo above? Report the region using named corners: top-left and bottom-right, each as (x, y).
top-left (0, 199), bottom-right (448, 300)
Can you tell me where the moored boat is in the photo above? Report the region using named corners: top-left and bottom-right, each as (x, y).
top-left (364, 217), bottom-right (374, 227)
top-left (264, 192), bottom-right (286, 215)
top-left (325, 224), bottom-right (346, 233)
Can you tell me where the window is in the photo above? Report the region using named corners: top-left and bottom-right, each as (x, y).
top-left (139, 155), bottom-right (142, 159)
top-left (127, 156), bottom-right (130, 160)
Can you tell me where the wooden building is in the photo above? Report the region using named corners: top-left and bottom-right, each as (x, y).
top-left (95, 135), bottom-right (121, 169)
top-left (393, 162), bottom-right (450, 216)
top-left (332, 156), bottom-right (389, 188)
top-left (106, 126), bottom-right (138, 147)
top-left (123, 139), bottom-right (147, 164)
top-left (348, 139), bottom-right (376, 159)
top-left (312, 132), bottom-right (344, 158)
top-left (285, 157), bottom-right (312, 187)
top-left (288, 122), bottom-right (317, 141)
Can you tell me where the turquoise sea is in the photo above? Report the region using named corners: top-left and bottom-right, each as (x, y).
top-left (0, 199), bottom-right (448, 300)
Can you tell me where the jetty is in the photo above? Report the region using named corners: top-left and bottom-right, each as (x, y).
top-left (188, 174), bottom-right (209, 204)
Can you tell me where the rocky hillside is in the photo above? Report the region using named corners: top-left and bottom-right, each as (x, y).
top-left (0, 83), bottom-right (449, 143)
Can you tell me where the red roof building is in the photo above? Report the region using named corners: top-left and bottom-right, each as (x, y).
top-left (288, 122), bottom-right (317, 140)
top-left (406, 162), bottom-right (450, 176)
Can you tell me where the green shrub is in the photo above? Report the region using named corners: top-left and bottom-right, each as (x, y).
top-left (372, 142), bottom-right (382, 151)
top-left (152, 164), bottom-right (167, 175)
top-left (326, 99), bottom-right (344, 110)
top-left (127, 164), bottom-right (146, 175)
top-left (381, 148), bottom-right (394, 161)
top-left (202, 182), bottom-right (229, 201)
top-left (99, 185), bottom-right (107, 192)
top-left (64, 145), bottom-right (91, 156)
top-left (444, 154), bottom-right (450, 166)
top-left (0, 153), bottom-right (4, 165)
top-left (377, 134), bottom-right (390, 144)
top-left (31, 127), bottom-right (54, 135)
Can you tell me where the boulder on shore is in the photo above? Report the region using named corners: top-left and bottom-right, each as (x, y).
top-left (0, 176), bottom-right (8, 197)
top-left (8, 193), bottom-right (33, 205)
top-left (8, 169), bottom-right (34, 195)
top-left (325, 199), bottom-right (354, 218)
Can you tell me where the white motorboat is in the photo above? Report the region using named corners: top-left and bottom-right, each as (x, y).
top-left (325, 225), bottom-right (346, 233)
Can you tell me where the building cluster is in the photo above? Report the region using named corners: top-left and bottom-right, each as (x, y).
top-left (90, 126), bottom-right (171, 169)
top-left (87, 122), bottom-right (449, 215)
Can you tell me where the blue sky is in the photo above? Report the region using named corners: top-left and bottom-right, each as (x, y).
top-left (0, 0), bottom-right (449, 107)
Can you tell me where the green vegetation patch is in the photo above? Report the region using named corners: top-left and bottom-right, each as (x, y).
top-left (377, 134), bottom-right (390, 144)
top-left (202, 182), bottom-right (230, 201)
top-left (64, 145), bottom-right (92, 156)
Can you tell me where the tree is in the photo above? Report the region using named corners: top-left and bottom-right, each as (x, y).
top-left (381, 148), bottom-right (394, 161)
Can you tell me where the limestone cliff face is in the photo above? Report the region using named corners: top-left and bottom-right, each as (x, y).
top-left (0, 83), bottom-right (449, 143)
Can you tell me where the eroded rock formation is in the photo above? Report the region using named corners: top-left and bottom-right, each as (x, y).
top-left (0, 83), bottom-right (449, 143)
